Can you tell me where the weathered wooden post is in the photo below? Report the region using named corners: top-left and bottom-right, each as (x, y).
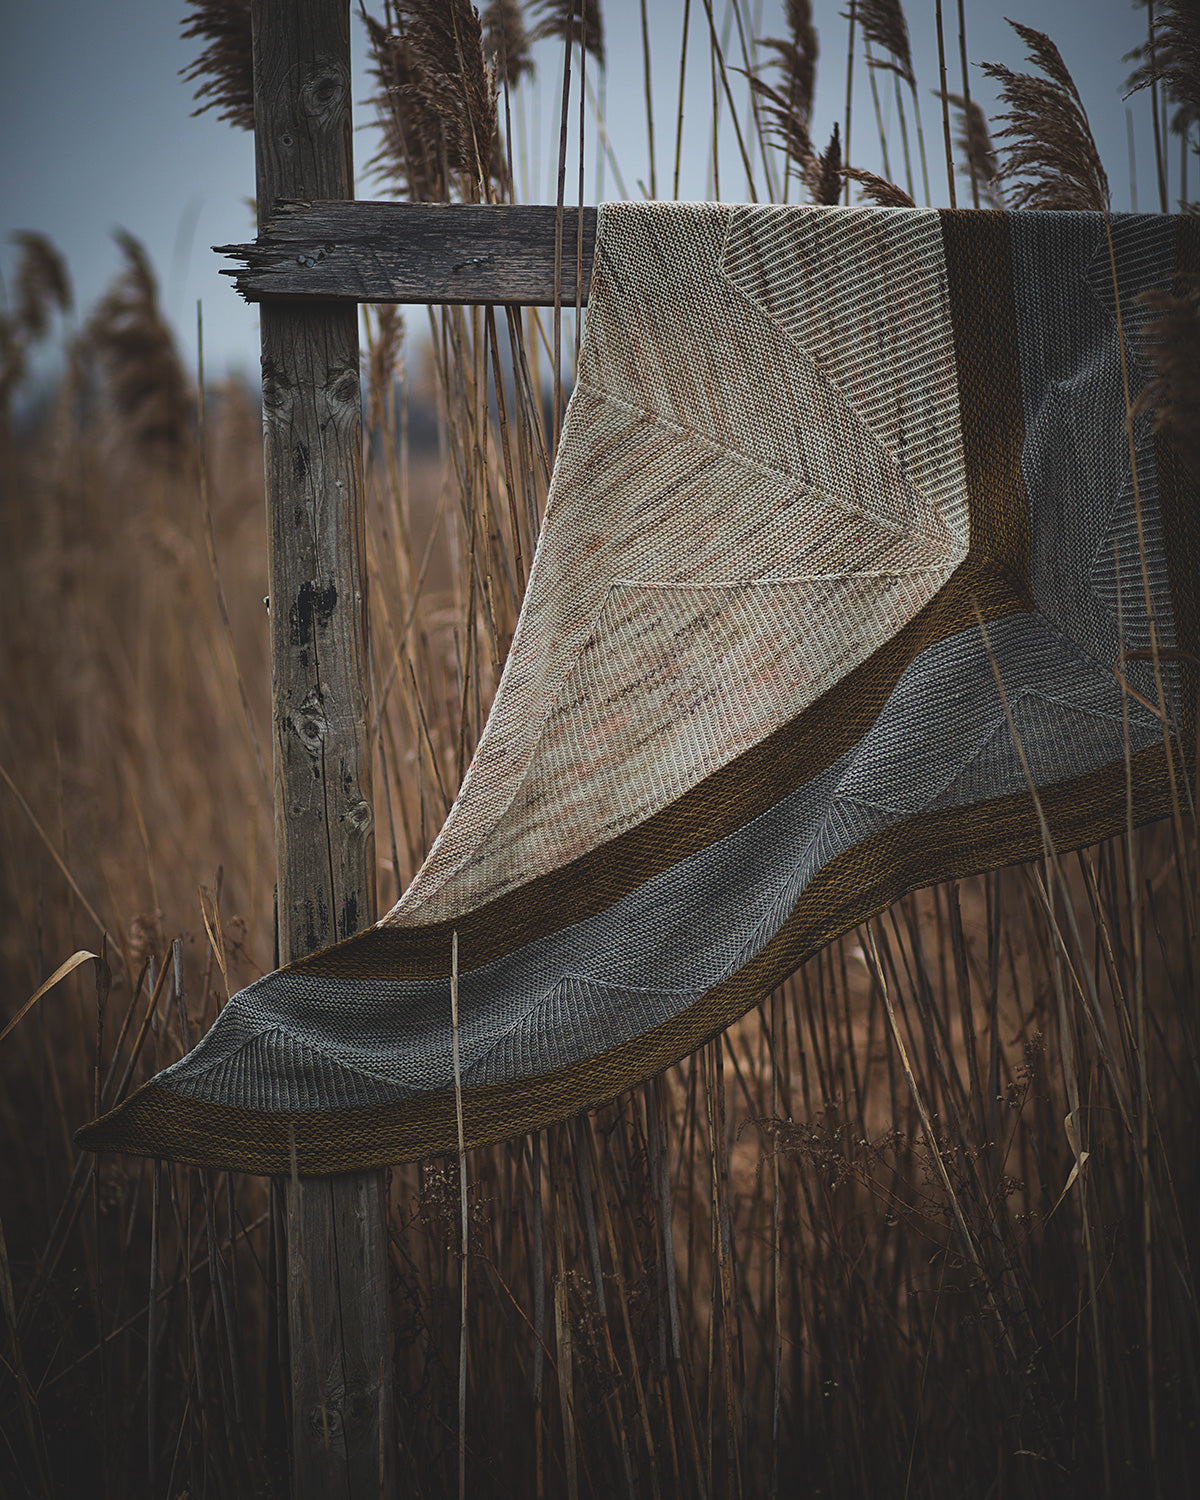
top-left (251, 1), bottom-right (395, 1493)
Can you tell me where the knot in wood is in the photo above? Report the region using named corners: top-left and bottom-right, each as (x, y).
top-left (324, 365), bottom-right (360, 410)
top-left (342, 1382), bottom-right (379, 1436)
top-left (300, 62), bottom-right (348, 124)
top-left (260, 358), bottom-right (291, 415)
top-left (291, 689), bottom-right (327, 756)
top-left (305, 1395), bottom-right (345, 1440)
top-left (343, 797), bottom-right (373, 839)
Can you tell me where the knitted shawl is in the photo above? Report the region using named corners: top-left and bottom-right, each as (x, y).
top-left (79, 204), bottom-right (1199, 1174)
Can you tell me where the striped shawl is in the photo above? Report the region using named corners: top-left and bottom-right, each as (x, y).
top-left (78, 204), bottom-right (1199, 1174)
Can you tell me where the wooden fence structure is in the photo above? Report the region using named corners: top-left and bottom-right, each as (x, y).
top-left (242, 2), bottom-right (595, 1493)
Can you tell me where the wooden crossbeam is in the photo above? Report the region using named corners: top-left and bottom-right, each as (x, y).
top-left (220, 202), bottom-right (598, 305)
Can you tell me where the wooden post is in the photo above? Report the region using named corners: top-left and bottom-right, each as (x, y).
top-left (251, 2), bottom-right (395, 1495)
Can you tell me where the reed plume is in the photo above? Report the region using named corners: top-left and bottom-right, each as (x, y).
top-left (856, 0), bottom-right (915, 86)
top-left (400, 0), bottom-right (498, 196)
top-left (804, 123), bottom-right (843, 206)
top-left (11, 232), bottom-right (73, 341)
top-left (364, 6), bottom-right (447, 201)
top-left (82, 231), bottom-right (193, 464)
top-left (363, 0), bottom-right (499, 201)
top-left (1135, 272), bottom-right (1200, 476)
top-left (749, 0), bottom-right (819, 181)
top-left (484, 0), bottom-right (535, 88)
top-left (180, 0), bottom-right (254, 132)
top-left (1125, 0), bottom-right (1200, 206)
top-left (942, 92), bottom-right (1006, 208)
top-left (980, 21), bottom-right (1110, 211)
top-left (1125, 1), bottom-right (1200, 136)
top-left (842, 165), bottom-right (916, 207)
top-left (530, 0), bottom-right (605, 69)
top-left (856, 0), bottom-right (928, 205)
top-left (0, 233), bottom-right (72, 429)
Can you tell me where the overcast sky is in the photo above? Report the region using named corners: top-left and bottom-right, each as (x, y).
top-left (0, 1), bottom-right (1171, 382)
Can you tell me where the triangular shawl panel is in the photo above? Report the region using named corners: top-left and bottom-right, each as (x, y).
top-left (78, 205), bottom-right (1199, 1175)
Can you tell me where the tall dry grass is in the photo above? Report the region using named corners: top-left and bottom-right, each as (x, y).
top-left (2, 3), bottom-right (1199, 1496)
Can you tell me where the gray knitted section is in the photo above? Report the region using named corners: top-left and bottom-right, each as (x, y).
top-left (155, 749), bottom-right (855, 1105)
top-left (153, 211), bottom-right (1181, 1115)
top-left (169, 1025), bottom-right (399, 1111)
top-left (462, 976), bottom-right (694, 1089)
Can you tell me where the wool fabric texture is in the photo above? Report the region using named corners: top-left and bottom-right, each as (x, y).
top-left (79, 204), bottom-right (1199, 1174)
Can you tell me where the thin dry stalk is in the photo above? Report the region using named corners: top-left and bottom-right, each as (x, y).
top-left (530, 0), bottom-right (605, 67)
top-left (1124, 1), bottom-right (1200, 210)
top-left (844, 0), bottom-right (857, 202)
top-left (575, 16), bottom-right (587, 366)
top-left (551, 1143), bottom-right (580, 1500)
top-left (954, 0), bottom-right (978, 208)
top-left (195, 307), bottom-right (269, 797)
top-left (0, 1208), bottom-right (51, 1496)
top-left (857, 0), bottom-right (913, 189)
top-left (639, 0), bottom-right (658, 198)
top-left (934, 0), bottom-right (956, 208)
top-left (748, 0), bottom-right (819, 192)
top-left (723, 0), bottom-right (781, 204)
top-left (700, 0), bottom-right (759, 201)
top-left (855, 0), bottom-right (914, 87)
top-left (483, 0), bottom-right (535, 88)
top-left (672, 0), bottom-right (694, 199)
top-left (531, 1133), bottom-right (546, 1496)
top-left (550, 5), bottom-right (574, 449)
top-left (586, 1124), bottom-right (662, 1498)
top-left (940, 92), bottom-right (1005, 208)
top-left (450, 931), bottom-right (468, 1500)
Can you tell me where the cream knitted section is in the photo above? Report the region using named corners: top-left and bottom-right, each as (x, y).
top-left (385, 203), bottom-right (970, 926)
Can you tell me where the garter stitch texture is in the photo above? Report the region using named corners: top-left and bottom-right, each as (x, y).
top-left (78, 204), bottom-right (1199, 1174)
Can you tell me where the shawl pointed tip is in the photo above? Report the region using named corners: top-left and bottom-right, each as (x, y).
top-left (75, 1081), bottom-right (180, 1162)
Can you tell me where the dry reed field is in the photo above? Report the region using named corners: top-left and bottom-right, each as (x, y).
top-left (2, 1), bottom-right (1199, 1495)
